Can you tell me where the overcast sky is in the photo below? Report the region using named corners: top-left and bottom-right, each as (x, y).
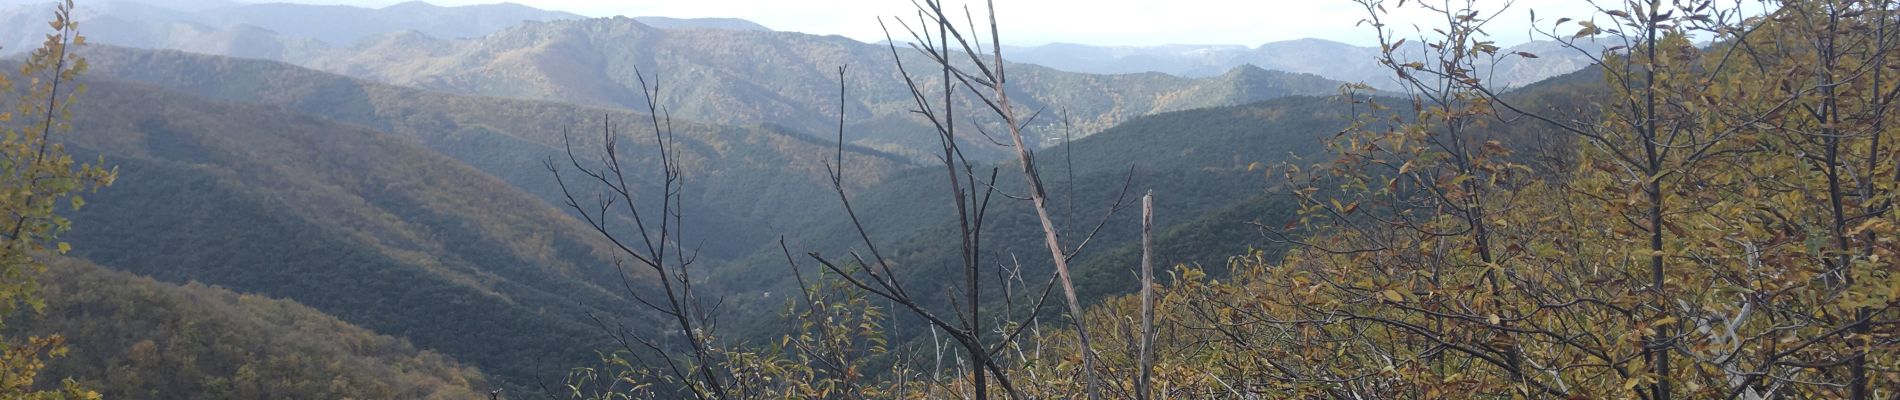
top-left (266, 0), bottom-right (1623, 47)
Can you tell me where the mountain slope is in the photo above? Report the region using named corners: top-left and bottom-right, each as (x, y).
top-left (58, 41), bottom-right (1608, 389)
top-left (78, 46), bottom-right (910, 258)
top-left (199, 1), bottom-right (586, 45)
top-left (14, 3), bottom-right (1363, 159)
top-left (52, 77), bottom-right (651, 388)
top-left (301, 17), bottom-right (1351, 159)
top-left (11, 10), bottom-right (1352, 160)
top-left (720, 94), bottom-right (1363, 339)
top-left (2, 0), bottom-right (583, 51)
top-left (632, 16), bottom-right (772, 31)
top-left (2, 0), bottom-right (582, 66)
top-left (727, 61), bottom-right (1610, 341)
top-left (12, 258), bottom-right (491, 399)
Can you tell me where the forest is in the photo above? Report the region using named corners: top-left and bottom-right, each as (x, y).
top-left (0, 0), bottom-right (1896, 399)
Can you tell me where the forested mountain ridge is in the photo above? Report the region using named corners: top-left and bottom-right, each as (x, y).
top-left (5, 0), bottom-right (1360, 160)
top-left (710, 60), bottom-right (1612, 360)
top-left (631, 16), bottom-right (772, 31)
top-left (717, 94), bottom-right (1367, 339)
top-left (196, 1), bottom-right (585, 45)
top-left (2, 0), bottom-right (1596, 96)
top-left (6, 45), bottom-right (927, 391)
top-left (76, 45), bottom-right (911, 257)
top-left (24, 43), bottom-right (1613, 399)
top-left (0, 0), bottom-right (584, 54)
top-left (10, 258), bottom-right (492, 399)
top-left (52, 42), bottom-right (1356, 363)
top-left (289, 16), bottom-right (1351, 159)
top-left (52, 40), bottom-right (1604, 393)
top-left (49, 43), bottom-right (1378, 390)
top-left (49, 76), bottom-right (654, 389)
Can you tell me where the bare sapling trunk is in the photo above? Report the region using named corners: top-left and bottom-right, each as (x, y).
top-left (1137, 191), bottom-right (1156, 400)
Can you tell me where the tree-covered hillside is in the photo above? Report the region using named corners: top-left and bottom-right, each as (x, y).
top-left (25, 13), bottom-right (1354, 160)
top-left (609, 1), bottom-right (1900, 398)
top-left (52, 78), bottom-right (653, 389)
top-left (297, 17), bottom-right (1350, 159)
top-left (77, 46), bottom-right (912, 259)
top-left (11, 258), bottom-right (491, 399)
top-left (715, 94), bottom-right (1365, 341)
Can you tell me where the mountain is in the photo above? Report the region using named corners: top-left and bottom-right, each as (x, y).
top-left (6, 1), bottom-right (1575, 157)
top-left (632, 16), bottom-right (772, 31)
top-left (44, 46), bottom-right (927, 388)
top-left (1003, 42), bottom-right (1269, 77)
top-left (11, 3), bottom-right (1367, 160)
top-left (291, 17), bottom-right (1351, 159)
top-left (716, 94), bottom-right (1363, 339)
top-left (74, 15), bottom-right (332, 62)
top-left (1480, 40), bottom-right (1604, 92)
top-left (5, 3), bottom-right (1610, 394)
top-left (1005, 38), bottom-right (1598, 90)
top-left (77, 45), bottom-right (909, 256)
top-left (1, 0), bottom-right (582, 56)
top-left (48, 76), bottom-right (656, 389)
top-left (60, 44), bottom-right (1358, 366)
top-left (12, 258), bottom-right (491, 399)
top-left (4, 1), bottom-right (1359, 159)
top-left (198, 1), bottom-right (586, 45)
top-left (3, 1), bottom-right (780, 57)
top-left (719, 64), bottom-right (1610, 340)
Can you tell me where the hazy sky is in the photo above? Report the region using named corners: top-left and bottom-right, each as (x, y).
top-left (269, 0), bottom-right (1620, 47)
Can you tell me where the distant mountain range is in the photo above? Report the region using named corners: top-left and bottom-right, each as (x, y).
top-left (1005, 38), bottom-right (1602, 90)
top-left (1, 0), bottom-right (579, 50)
top-left (630, 16), bottom-right (772, 31)
top-left (0, 0), bottom-right (756, 56)
top-left (0, 0), bottom-right (1596, 159)
top-left (295, 17), bottom-right (1349, 159)
top-left (1, 1), bottom-right (1599, 93)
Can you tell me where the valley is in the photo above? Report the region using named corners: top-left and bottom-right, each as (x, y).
top-left (5, 0), bottom-right (1872, 399)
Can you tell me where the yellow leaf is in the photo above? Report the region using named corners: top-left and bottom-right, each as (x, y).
top-left (1849, 218), bottom-right (1888, 236)
top-left (1382, 289), bottom-right (1405, 303)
